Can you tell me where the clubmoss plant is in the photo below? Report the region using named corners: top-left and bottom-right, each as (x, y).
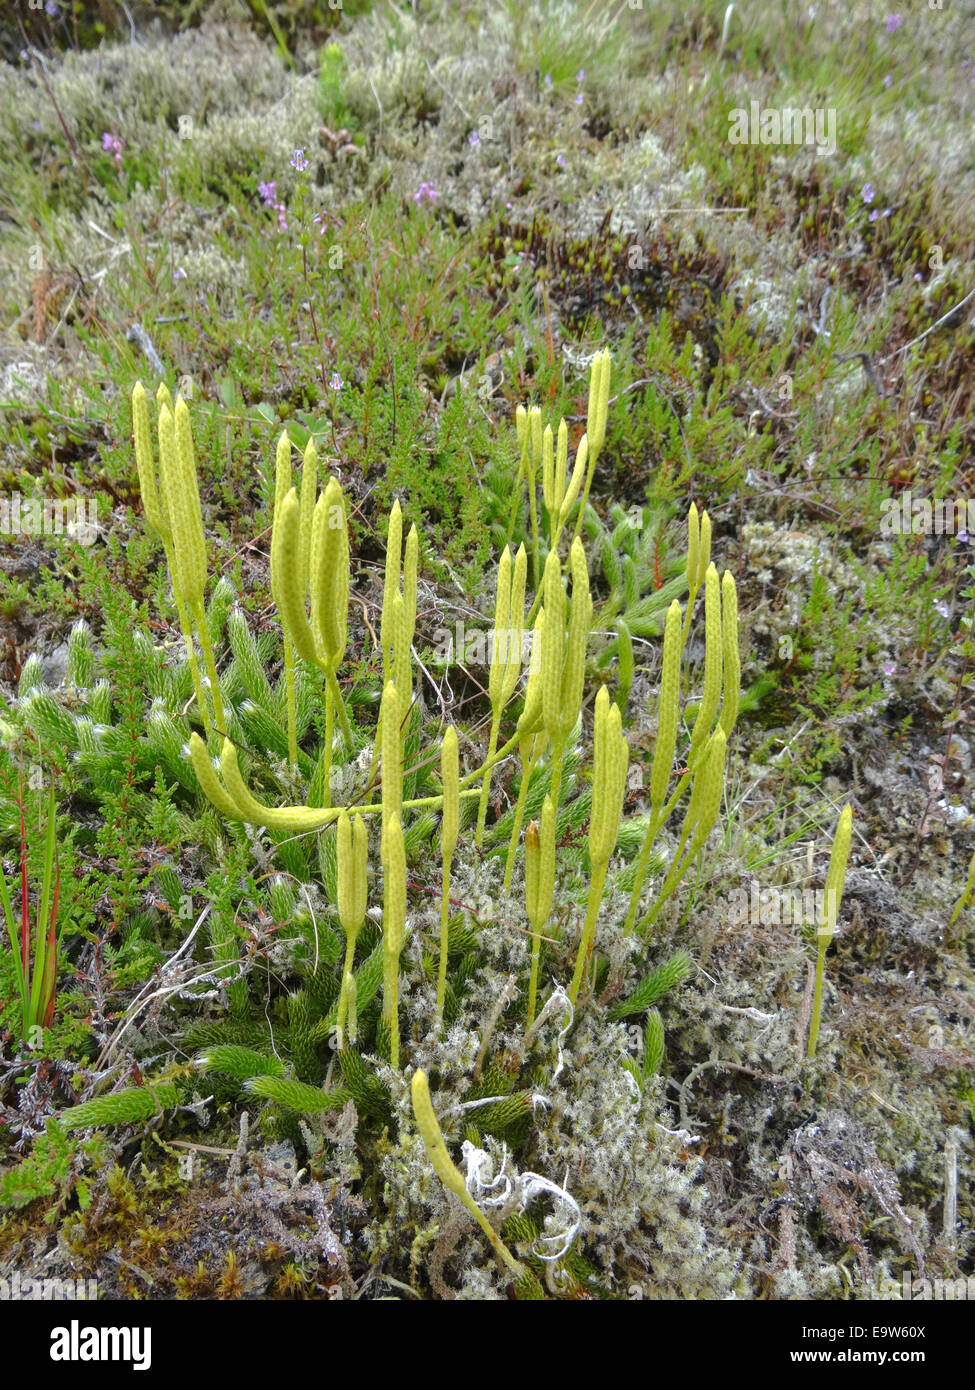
top-left (436, 725), bottom-right (459, 1029)
top-left (570, 347), bottom-right (611, 545)
top-left (623, 529), bottom-right (741, 937)
top-left (502, 605), bottom-right (546, 894)
top-left (48, 354), bottom-right (751, 1295)
top-left (524, 793), bottom-right (556, 1025)
top-left (540, 538), bottom-right (592, 812)
top-left (151, 370), bottom-right (739, 1047)
top-left (132, 381), bottom-right (210, 737)
top-left (272, 429), bottom-right (300, 768)
top-left (270, 449), bottom-right (353, 755)
top-left (507, 351), bottom-right (608, 594)
top-left (568, 686), bottom-right (628, 1005)
top-left (4, 0), bottom-right (974, 1302)
top-left (162, 390), bottom-right (226, 739)
top-left (410, 1068), bottom-right (524, 1280)
top-left (335, 809), bottom-right (367, 1049)
top-left (475, 542), bottom-right (527, 845)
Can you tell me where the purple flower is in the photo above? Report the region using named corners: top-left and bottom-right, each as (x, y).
top-left (544, 74), bottom-right (552, 90)
top-left (174, 266), bottom-right (186, 280)
top-left (576, 69), bottom-right (585, 83)
top-left (883, 73), bottom-right (892, 88)
top-left (291, 149), bottom-right (309, 172)
top-left (885, 13), bottom-right (903, 34)
top-left (275, 203), bottom-right (288, 232)
top-left (412, 181), bottom-right (438, 205)
top-left (574, 92), bottom-right (583, 106)
top-left (556, 153), bottom-right (566, 167)
top-left (958, 530), bottom-right (969, 544)
top-left (101, 132), bottom-right (125, 168)
top-left (45, 0), bottom-right (59, 15)
top-left (861, 182), bottom-right (875, 203)
top-left (329, 372), bottom-right (344, 390)
top-left (468, 130), bottom-right (480, 147)
top-left (257, 179), bottom-right (278, 207)
top-left (914, 272), bottom-right (923, 281)
top-left (883, 661), bottom-right (896, 677)
top-left (869, 210), bottom-right (878, 222)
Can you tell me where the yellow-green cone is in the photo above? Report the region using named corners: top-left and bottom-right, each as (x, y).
top-left (651, 600), bottom-right (682, 813)
top-left (411, 1069), bottom-right (524, 1277)
top-left (271, 488), bottom-right (319, 665)
top-left (686, 502), bottom-right (699, 597)
top-left (688, 564), bottom-right (722, 767)
top-left (297, 437), bottom-right (318, 597)
top-left (173, 397), bottom-right (208, 611)
top-left (441, 725), bottom-right (459, 861)
top-left (719, 570), bottom-right (740, 738)
top-left (569, 687), bottom-right (628, 1002)
top-left (131, 382), bottom-right (170, 544)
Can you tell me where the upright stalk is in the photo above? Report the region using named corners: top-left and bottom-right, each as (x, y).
top-left (807, 806), bottom-right (853, 1061)
top-left (283, 634), bottom-right (298, 768)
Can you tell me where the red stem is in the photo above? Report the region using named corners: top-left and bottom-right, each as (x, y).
top-left (18, 795), bottom-right (29, 981)
top-left (42, 853), bottom-right (60, 1029)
